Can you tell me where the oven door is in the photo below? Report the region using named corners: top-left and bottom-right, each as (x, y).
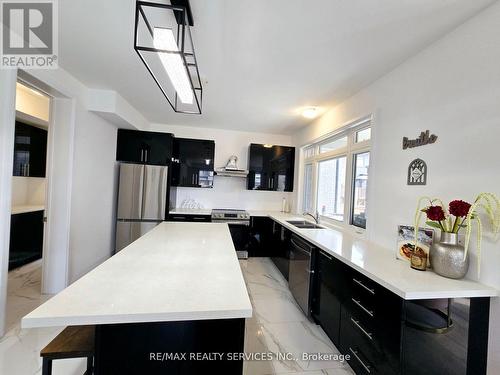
top-left (227, 222), bottom-right (250, 259)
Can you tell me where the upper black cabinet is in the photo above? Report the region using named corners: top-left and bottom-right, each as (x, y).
top-left (116, 129), bottom-right (173, 165)
top-left (247, 144), bottom-right (295, 192)
top-left (171, 138), bottom-right (215, 188)
top-left (13, 122), bottom-right (47, 178)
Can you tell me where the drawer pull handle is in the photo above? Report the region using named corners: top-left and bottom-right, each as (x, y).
top-left (349, 347), bottom-right (371, 374)
top-left (351, 317), bottom-right (373, 341)
top-left (352, 298), bottom-right (374, 317)
top-left (353, 278), bottom-right (375, 295)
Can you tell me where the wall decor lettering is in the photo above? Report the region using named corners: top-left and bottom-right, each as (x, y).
top-left (402, 130), bottom-right (437, 150)
top-left (408, 158), bottom-right (427, 185)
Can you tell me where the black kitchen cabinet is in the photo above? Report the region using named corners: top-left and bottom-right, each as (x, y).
top-left (9, 210), bottom-right (44, 270)
top-left (248, 216), bottom-right (274, 257)
top-left (247, 144), bottom-right (295, 192)
top-left (270, 222), bottom-right (290, 280)
top-left (171, 138), bottom-right (215, 188)
top-left (339, 270), bottom-right (403, 375)
top-left (168, 213), bottom-right (211, 222)
top-left (312, 250), bottom-right (350, 347)
top-left (13, 121), bottom-right (47, 178)
top-left (116, 129), bottom-right (173, 165)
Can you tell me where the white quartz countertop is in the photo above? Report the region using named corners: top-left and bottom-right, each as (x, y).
top-left (11, 205), bottom-right (45, 215)
top-left (169, 208), bottom-right (212, 215)
top-left (255, 211), bottom-right (497, 300)
top-left (22, 222), bottom-right (252, 328)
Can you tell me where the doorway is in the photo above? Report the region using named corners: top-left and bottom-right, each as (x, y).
top-left (5, 81), bottom-right (51, 332)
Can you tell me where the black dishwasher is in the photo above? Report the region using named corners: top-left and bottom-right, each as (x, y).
top-left (288, 234), bottom-right (315, 318)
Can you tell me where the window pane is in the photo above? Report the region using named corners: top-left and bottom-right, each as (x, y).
top-left (304, 145), bottom-right (315, 159)
top-left (319, 136), bottom-right (347, 154)
top-left (317, 157), bottom-right (346, 221)
top-left (351, 152), bottom-right (370, 228)
top-left (355, 128), bottom-right (371, 143)
top-left (302, 164), bottom-right (313, 212)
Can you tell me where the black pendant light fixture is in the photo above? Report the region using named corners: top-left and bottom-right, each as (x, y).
top-left (134, 0), bottom-right (202, 114)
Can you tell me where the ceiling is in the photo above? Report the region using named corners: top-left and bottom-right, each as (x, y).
top-left (58, 0), bottom-right (496, 134)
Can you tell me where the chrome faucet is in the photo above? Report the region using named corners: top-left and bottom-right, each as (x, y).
top-left (303, 211), bottom-right (320, 224)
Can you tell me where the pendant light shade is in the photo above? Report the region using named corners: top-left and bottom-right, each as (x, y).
top-left (134, 1), bottom-right (202, 114)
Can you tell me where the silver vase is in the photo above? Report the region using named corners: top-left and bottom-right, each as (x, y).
top-left (430, 232), bottom-right (469, 279)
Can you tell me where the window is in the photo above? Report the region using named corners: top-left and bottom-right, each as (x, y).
top-left (319, 136), bottom-right (347, 154)
top-left (355, 128), bottom-right (371, 143)
top-left (351, 152), bottom-right (370, 228)
top-left (302, 164), bottom-right (313, 212)
top-left (300, 117), bottom-right (371, 230)
top-left (317, 156), bottom-right (346, 221)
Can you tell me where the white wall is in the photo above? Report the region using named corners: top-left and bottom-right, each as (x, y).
top-left (0, 70), bottom-right (18, 336)
top-left (292, 2), bottom-right (500, 372)
top-left (23, 68), bottom-right (119, 284)
top-left (67, 107), bottom-right (118, 282)
top-left (149, 123), bottom-right (294, 211)
top-left (11, 177), bottom-right (46, 206)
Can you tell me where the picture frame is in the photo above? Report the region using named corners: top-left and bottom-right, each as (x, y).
top-left (397, 225), bottom-right (434, 267)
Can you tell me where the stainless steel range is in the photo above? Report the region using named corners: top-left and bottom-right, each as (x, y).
top-left (211, 209), bottom-right (250, 259)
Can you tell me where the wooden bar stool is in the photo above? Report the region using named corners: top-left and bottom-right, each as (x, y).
top-left (40, 325), bottom-right (95, 375)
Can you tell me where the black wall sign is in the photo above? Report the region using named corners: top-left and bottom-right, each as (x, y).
top-left (403, 130), bottom-right (437, 150)
top-left (408, 159), bottom-right (427, 185)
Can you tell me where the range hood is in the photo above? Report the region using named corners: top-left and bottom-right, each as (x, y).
top-left (215, 155), bottom-right (248, 177)
top-left (215, 167), bottom-right (248, 178)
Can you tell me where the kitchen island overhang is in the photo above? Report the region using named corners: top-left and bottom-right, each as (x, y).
top-left (22, 222), bottom-right (253, 374)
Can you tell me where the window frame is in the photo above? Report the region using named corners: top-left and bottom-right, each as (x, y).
top-left (300, 116), bottom-right (372, 233)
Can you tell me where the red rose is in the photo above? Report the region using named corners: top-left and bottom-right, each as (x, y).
top-left (449, 200), bottom-right (472, 218)
top-left (425, 205), bottom-right (446, 221)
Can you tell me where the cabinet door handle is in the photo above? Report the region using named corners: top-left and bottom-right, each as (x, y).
top-left (350, 317), bottom-right (373, 341)
top-left (353, 278), bottom-right (375, 295)
top-left (144, 149), bottom-right (148, 162)
top-left (191, 175), bottom-right (194, 185)
top-left (141, 149), bottom-right (144, 162)
top-left (349, 347), bottom-right (371, 373)
top-left (27, 163), bottom-right (30, 176)
top-left (352, 298), bottom-right (374, 317)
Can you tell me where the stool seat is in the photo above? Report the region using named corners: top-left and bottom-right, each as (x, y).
top-left (40, 325), bottom-right (95, 375)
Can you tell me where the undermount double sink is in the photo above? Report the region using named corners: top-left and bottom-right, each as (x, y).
top-left (286, 220), bottom-right (324, 229)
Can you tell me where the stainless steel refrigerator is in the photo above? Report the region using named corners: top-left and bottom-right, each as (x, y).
top-left (115, 163), bottom-right (168, 252)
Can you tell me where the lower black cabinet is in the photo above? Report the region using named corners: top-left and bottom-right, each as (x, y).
top-left (270, 223), bottom-right (290, 280)
top-left (249, 216), bottom-right (273, 257)
top-left (313, 250), bottom-right (347, 346)
top-left (9, 210), bottom-right (44, 270)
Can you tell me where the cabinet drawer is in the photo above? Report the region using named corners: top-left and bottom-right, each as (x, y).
top-left (168, 214), bottom-right (211, 222)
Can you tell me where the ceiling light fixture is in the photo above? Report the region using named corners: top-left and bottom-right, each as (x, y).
top-left (134, 0), bottom-right (202, 114)
top-left (302, 107), bottom-right (319, 119)
top-left (153, 27), bottom-right (193, 104)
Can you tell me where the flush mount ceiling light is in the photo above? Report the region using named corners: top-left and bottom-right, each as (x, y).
top-left (134, 0), bottom-right (202, 114)
top-left (302, 107), bottom-right (319, 119)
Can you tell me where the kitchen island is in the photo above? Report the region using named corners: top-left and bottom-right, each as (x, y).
top-left (22, 222), bottom-right (252, 374)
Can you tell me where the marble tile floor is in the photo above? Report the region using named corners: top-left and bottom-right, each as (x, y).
top-left (0, 258), bottom-right (353, 375)
top-left (240, 258), bottom-right (354, 375)
top-left (1, 261), bottom-right (87, 375)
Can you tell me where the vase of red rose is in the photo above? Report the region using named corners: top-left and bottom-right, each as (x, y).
top-left (418, 200), bottom-right (472, 279)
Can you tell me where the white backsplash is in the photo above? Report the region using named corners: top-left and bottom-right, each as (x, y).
top-left (174, 176), bottom-right (293, 211)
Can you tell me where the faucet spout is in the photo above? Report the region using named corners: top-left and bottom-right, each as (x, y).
top-left (302, 211), bottom-right (319, 224)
